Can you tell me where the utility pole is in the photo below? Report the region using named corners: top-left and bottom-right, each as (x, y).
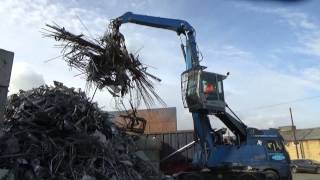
top-left (289, 107), bottom-right (299, 159)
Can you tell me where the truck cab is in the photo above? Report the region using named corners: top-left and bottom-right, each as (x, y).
top-left (247, 128), bottom-right (292, 180)
top-left (190, 128), bottom-right (292, 180)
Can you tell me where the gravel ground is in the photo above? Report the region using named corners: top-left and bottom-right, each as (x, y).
top-left (293, 173), bottom-right (320, 180)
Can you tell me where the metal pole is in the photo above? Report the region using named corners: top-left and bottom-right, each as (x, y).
top-left (289, 107), bottom-right (299, 159)
top-left (161, 140), bottom-right (197, 162)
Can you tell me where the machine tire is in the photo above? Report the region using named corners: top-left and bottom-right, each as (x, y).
top-left (184, 174), bottom-right (201, 180)
top-left (179, 173), bottom-right (202, 180)
top-left (237, 173), bottom-right (258, 180)
top-left (264, 170), bottom-right (279, 180)
top-left (291, 166), bottom-right (297, 174)
top-left (316, 168), bottom-right (320, 174)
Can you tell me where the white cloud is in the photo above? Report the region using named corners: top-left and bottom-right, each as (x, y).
top-left (234, 3), bottom-right (316, 30)
top-left (275, 9), bottom-right (316, 30)
top-left (0, 0), bottom-right (109, 34)
top-left (9, 62), bottom-right (45, 94)
top-left (205, 45), bottom-right (252, 61)
top-left (298, 36), bottom-right (320, 57)
top-left (234, 2), bottom-right (320, 57)
top-left (129, 0), bottom-right (149, 9)
top-left (302, 66), bottom-right (320, 82)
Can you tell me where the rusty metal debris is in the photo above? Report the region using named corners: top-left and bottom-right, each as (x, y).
top-left (118, 110), bottom-right (147, 134)
top-left (43, 23), bottom-right (165, 108)
top-left (0, 82), bottom-right (161, 180)
top-left (115, 101), bottom-right (147, 134)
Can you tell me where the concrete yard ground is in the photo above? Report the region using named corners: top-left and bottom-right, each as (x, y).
top-left (293, 173), bottom-right (320, 180)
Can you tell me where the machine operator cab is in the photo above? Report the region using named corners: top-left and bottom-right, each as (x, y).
top-left (181, 68), bottom-right (227, 113)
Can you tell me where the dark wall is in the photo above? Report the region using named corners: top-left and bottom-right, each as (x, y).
top-left (0, 49), bottom-right (14, 122)
top-left (144, 131), bottom-right (195, 168)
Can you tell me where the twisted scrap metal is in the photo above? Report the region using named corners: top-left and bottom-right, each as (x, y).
top-left (0, 82), bottom-right (160, 180)
top-left (43, 23), bottom-right (165, 108)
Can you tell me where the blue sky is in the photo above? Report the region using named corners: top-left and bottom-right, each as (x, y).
top-left (1, 0), bottom-right (319, 130)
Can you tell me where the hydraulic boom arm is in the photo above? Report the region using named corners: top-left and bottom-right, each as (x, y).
top-left (114, 12), bottom-right (199, 69)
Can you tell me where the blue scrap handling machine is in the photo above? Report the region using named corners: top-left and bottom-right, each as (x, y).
top-left (114, 12), bottom-right (292, 180)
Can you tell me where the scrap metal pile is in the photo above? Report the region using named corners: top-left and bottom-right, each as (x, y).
top-left (0, 82), bottom-right (161, 180)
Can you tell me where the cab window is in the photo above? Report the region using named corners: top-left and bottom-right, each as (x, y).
top-left (265, 140), bottom-right (283, 152)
